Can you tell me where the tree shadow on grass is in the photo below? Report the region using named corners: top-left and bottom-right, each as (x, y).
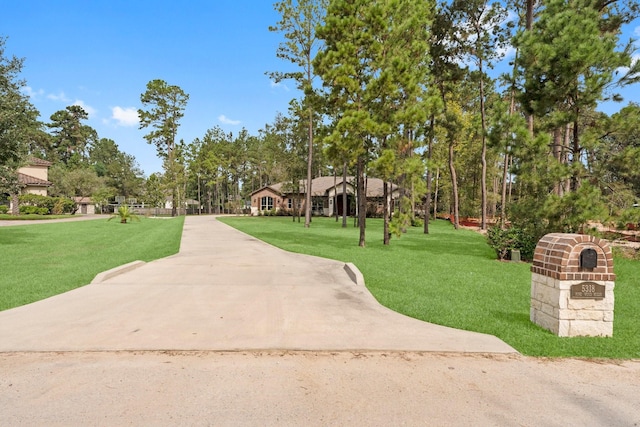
top-left (397, 231), bottom-right (496, 260)
top-left (0, 228), bottom-right (32, 245)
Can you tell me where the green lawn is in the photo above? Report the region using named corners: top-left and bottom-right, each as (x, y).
top-left (0, 217), bottom-right (184, 311)
top-left (219, 216), bottom-right (640, 359)
top-left (0, 214), bottom-right (77, 220)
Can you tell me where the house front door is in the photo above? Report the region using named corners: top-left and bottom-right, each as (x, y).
top-left (336, 194), bottom-right (355, 216)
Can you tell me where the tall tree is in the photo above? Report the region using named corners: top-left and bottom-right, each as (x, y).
top-left (516, 0), bottom-right (639, 192)
top-left (0, 36), bottom-right (41, 214)
top-left (450, 0), bottom-right (511, 229)
top-left (315, 0), bottom-right (377, 246)
top-left (89, 138), bottom-right (144, 198)
top-left (47, 105), bottom-right (96, 166)
top-left (269, 0), bottom-right (327, 228)
top-left (316, 0), bottom-right (435, 246)
top-left (138, 79), bottom-right (189, 216)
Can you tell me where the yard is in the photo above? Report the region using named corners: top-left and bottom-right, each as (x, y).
top-left (219, 216), bottom-right (640, 359)
top-left (2, 215), bottom-right (637, 358)
top-left (0, 217), bottom-right (184, 311)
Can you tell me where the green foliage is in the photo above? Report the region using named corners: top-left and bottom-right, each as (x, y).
top-left (616, 207), bottom-right (640, 230)
top-left (0, 205), bottom-right (8, 214)
top-left (47, 105), bottom-right (97, 165)
top-left (88, 138), bottom-right (144, 198)
top-left (487, 226), bottom-right (536, 261)
top-left (542, 183), bottom-right (608, 233)
top-left (108, 205), bottom-right (140, 224)
top-left (18, 194), bottom-right (76, 214)
top-left (0, 37), bottom-right (39, 196)
top-left (138, 79), bottom-right (189, 159)
top-left (389, 196), bottom-right (412, 238)
top-left (19, 205), bottom-right (48, 215)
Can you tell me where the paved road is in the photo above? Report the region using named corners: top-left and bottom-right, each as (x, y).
top-left (1, 216), bottom-right (638, 426)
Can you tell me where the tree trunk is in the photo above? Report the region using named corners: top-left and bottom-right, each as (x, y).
top-left (333, 168), bottom-right (338, 222)
top-left (449, 140), bottom-right (459, 230)
top-left (479, 59), bottom-right (488, 230)
top-left (525, 0), bottom-right (535, 138)
top-left (563, 122), bottom-right (571, 194)
top-left (500, 151), bottom-right (509, 225)
top-left (433, 168), bottom-right (440, 221)
top-left (342, 161), bottom-right (348, 228)
top-left (11, 193), bottom-right (19, 215)
top-left (357, 155), bottom-right (366, 247)
top-left (423, 116), bottom-right (435, 234)
top-left (571, 118), bottom-right (580, 192)
top-left (304, 106), bottom-right (313, 228)
top-left (383, 181), bottom-right (390, 245)
top-left (171, 187), bottom-right (177, 217)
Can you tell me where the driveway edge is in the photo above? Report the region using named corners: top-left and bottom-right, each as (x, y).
top-left (91, 261), bottom-right (146, 284)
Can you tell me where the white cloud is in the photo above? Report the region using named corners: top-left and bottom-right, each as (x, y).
top-left (21, 86), bottom-right (44, 99)
top-left (112, 106), bottom-right (140, 127)
top-left (270, 80), bottom-right (290, 91)
top-left (218, 114), bottom-right (241, 125)
top-left (73, 100), bottom-right (96, 117)
top-left (634, 26), bottom-right (640, 37)
top-left (497, 45), bottom-right (516, 60)
top-left (616, 54), bottom-right (640, 77)
top-left (47, 91), bottom-right (71, 102)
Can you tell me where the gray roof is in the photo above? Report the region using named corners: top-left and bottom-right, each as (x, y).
top-left (257, 176), bottom-right (394, 198)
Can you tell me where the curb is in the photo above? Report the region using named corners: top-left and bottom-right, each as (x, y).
top-left (343, 263), bottom-right (365, 287)
top-left (91, 260), bottom-right (146, 284)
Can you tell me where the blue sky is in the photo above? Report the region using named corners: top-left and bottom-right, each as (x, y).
top-left (2, 1), bottom-right (639, 176)
top-left (2, 1), bottom-right (295, 175)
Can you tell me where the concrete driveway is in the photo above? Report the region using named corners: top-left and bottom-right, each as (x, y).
top-left (0, 215), bottom-right (514, 353)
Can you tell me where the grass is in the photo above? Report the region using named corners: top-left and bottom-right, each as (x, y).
top-left (219, 216), bottom-right (640, 359)
top-left (0, 214), bottom-right (78, 220)
top-left (0, 216), bottom-right (185, 311)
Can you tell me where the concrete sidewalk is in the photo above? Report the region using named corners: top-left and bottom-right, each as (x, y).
top-left (0, 215), bottom-right (515, 353)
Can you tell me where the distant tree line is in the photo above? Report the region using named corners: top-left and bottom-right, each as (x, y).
top-left (2, 0), bottom-right (640, 248)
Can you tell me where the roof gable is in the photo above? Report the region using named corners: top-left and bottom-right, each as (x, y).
top-left (27, 157), bottom-right (52, 167)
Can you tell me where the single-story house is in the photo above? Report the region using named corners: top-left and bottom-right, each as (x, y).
top-left (250, 176), bottom-right (398, 217)
top-left (73, 197), bottom-right (95, 215)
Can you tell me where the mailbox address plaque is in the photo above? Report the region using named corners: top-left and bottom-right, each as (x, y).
top-left (570, 282), bottom-right (605, 300)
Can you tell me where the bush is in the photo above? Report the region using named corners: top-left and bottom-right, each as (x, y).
top-left (53, 197), bottom-right (76, 214)
top-left (487, 226), bottom-right (537, 261)
top-left (19, 205), bottom-right (49, 215)
top-left (19, 194), bottom-right (54, 213)
top-left (0, 205), bottom-right (8, 214)
top-left (18, 194), bottom-right (76, 215)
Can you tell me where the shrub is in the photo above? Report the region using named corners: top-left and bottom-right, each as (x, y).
top-left (19, 205), bottom-right (49, 215)
top-left (0, 205), bottom-right (8, 214)
top-left (487, 226), bottom-right (537, 261)
top-left (53, 197), bottom-right (77, 214)
top-left (18, 194), bottom-right (76, 215)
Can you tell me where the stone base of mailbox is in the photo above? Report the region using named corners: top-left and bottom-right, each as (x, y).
top-left (530, 273), bottom-right (614, 337)
top-left (530, 233), bottom-right (616, 338)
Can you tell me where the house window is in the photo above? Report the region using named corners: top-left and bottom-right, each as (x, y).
top-left (261, 196), bottom-right (273, 211)
top-left (312, 197), bottom-right (323, 213)
top-left (288, 198), bottom-right (292, 209)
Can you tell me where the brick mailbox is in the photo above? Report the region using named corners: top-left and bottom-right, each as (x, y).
top-left (530, 233), bottom-right (615, 337)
